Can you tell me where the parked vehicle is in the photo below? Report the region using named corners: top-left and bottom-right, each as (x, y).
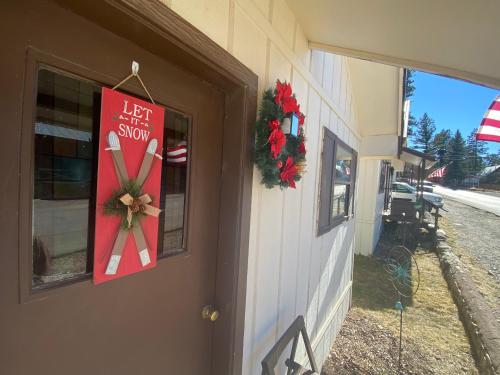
top-left (422, 181), bottom-right (434, 192)
top-left (392, 182), bottom-right (443, 208)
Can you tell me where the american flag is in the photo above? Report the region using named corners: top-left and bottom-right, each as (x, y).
top-left (476, 95), bottom-right (500, 142)
top-left (166, 141), bottom-right (187, 165)
top-left (428, 166), bottom-right (447, 179)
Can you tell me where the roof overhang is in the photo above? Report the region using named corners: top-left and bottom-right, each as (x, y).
top-left (400, 147), bottom-right (436, 169)
top-left (347, 58), bottom-right (403, 138)
top-left (287, 0), bottom-right (500, 88)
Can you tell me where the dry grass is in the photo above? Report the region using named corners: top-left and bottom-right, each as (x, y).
top-left (327, 226), bottom-right (478, 374)
top-left (355, 251), bottom-right (476, 374)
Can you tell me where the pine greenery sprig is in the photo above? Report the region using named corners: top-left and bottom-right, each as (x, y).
top-left (254, 84), bottom-right (307, 189)
top-left (103, 179), bottom-right (147, 230)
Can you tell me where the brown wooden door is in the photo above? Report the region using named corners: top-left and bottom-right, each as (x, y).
top-left (0, 1), bottom-right (224, 374)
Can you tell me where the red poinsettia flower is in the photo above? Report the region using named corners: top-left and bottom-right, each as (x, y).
top-left (282, 96), bottom-right (299, 114)
top-left (279, 156), bottom-right (298, 188)
top-left (275, 80), bottom-right (292, 107)
top-left (297, 112), bottom-right (305, 125)
top-left (268, 119), bottom-right (280, 131)
top-left (268, 128), bottom-right (286, 159)
top-left (277, 160), bottom-right (283, 169)
top-left (298, 140), bottom-right (306, 155)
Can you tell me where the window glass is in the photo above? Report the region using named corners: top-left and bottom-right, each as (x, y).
top-left (33, 69), bottom-right (100, 287)
top-left (335, 144), bottom-right (352, 184)
top-left (332, 184), bottom-right (347, 217)
top-left (158, 111), bottom-right (189, 256)
top-left (32, 68), bottom-right (191, 287)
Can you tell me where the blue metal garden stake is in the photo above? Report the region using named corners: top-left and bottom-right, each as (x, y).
top-left (384, 213), bottom-right (420, 375)
top-left (395, 296), bottom-right (404, 372)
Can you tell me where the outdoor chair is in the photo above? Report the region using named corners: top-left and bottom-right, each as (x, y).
top-left (261, 315), bottom-right (318, 375)
top-left (390, 199), bottom-right (419, 245)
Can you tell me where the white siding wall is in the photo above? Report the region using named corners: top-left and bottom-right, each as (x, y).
top-left (160, 0), bottom-right (361, 373)
top-left (354, 159), bottom-right (385, 256)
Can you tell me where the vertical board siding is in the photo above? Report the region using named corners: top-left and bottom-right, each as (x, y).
top-left (355, 159), bottom-right (386, 256)
top-left (167, 0), bottom-right (361, 373)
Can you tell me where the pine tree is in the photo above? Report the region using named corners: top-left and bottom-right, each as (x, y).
top-left (407, 114), bottom-right (417, 138)
top-left (413, 113), bottom-right (436, 154)
top-left (465, 128), bottom-right (488, 174)
top-left (444, 130), bottom-right (467, 186)
top-left (432, 129), bottom-right (451, 165)
top-left (405, 70), bottom-right (416, 99)
top-left (405, 70), bottom-right (417, 137)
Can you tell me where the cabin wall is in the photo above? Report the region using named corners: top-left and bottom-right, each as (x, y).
top-left (354, 159), bottom-right (386, 256)
top-left (161, 0), bottom-right (361, 373)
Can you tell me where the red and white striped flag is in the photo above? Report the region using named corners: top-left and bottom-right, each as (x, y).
top-left (476, 95), bottom-right (500, 142)
top-left (166, 141), bottom-right (187, 165)
top-left (428, 165), bottom-right (447, 178)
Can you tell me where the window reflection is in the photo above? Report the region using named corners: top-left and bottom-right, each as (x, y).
top-left (332, 184), bottom-right (347, 217)
top-left (33, 69), bottom-right (99, 287)
top-left (158, 111), bottom-right (189, 256)
top-left (335, 144), bottom-right (352, 184)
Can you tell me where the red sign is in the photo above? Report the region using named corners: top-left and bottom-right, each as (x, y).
top-left (94, 87), bottom-right (164, 284)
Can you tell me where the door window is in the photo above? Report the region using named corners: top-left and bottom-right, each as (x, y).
top-left (158, 111), bottom-right (189, 257)
top-left (32, 67), bottom-right (191, 288)
top-left (33, 68), bottom-right (99, 287)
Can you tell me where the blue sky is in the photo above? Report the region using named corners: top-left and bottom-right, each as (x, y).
top-left (409, 71), bottom-right (500, 153)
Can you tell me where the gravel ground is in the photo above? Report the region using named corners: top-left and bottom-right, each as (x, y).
top-left (440, 196), bottom-right (500, 326)
top-left (322, 309), bottom-right (434, 375)
top-left (440, 198), bottom-right (500, 281)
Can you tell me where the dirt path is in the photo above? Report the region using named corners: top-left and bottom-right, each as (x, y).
top-left (322, 308), bottom-right (434, 375)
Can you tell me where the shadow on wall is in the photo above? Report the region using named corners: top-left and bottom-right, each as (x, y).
top-left (311, 222), bottom-right (354, 338)
top-left (251, 220), bottom-right (356, 373)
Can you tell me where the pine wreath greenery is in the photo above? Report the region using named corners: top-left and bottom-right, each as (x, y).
top-left (103, 179), bottom-right (149, 230)
top-left (255, 80), bottom-right (306, 189)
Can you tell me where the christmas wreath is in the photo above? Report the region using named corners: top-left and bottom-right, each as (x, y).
top-left (255, 80), bottom-right (306, 189)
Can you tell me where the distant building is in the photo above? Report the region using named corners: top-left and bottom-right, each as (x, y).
top-left (479, 165), bottom-right (500, 186)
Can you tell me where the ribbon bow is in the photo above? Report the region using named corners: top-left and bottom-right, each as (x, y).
top-left (119, 193), bottom-right (161, 228)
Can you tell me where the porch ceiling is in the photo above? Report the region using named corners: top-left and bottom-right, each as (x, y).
top-left (287, 0), bottom-right (500, 88)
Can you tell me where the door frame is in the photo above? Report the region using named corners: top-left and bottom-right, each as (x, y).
top-left (38, 1), bottom-right (257, 373)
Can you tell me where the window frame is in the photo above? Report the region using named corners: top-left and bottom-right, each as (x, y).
top-left (317, 127), bottom-right (357, 236)
top-left (379, 160), bottom-right (390, 194)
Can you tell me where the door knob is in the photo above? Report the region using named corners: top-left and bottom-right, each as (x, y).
top-left (201, 305), bottom-right (220, 322)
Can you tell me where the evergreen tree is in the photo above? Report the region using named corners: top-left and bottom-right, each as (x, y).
top-left (413, 113), bottom-right (436, 154)
top-left (404, 70), bottom-right (417, 137)
top-left (465, 128), bottom-right (488, 174)
top-left (444, 130), bottom-right (467, 186)
top-left (432, 129), bottom-right (451, 165)
top-left (405, 70), bottom-right (416, 99)
top-left (407, 114), bottom-right (417, 138)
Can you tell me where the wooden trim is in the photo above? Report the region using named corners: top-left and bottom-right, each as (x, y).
top-left (29, 1), bottom-right (257, 373)
top-left (56, 0), bottom-right (257, 93)
top-left (317, 127), bottom-right (357, 236)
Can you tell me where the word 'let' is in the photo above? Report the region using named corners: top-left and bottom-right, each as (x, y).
top-left (118, 100), bottom-right (153, 142)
